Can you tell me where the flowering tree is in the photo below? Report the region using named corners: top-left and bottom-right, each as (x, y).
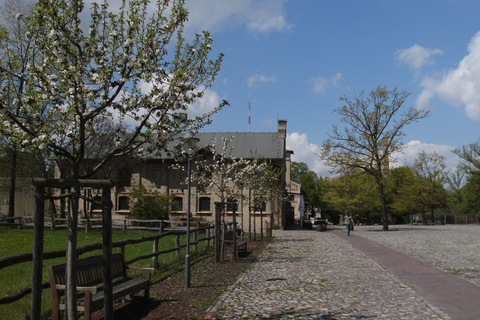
top-left (0, 1), bottom-right (226, 317)
top-left (190, 137), bottom-right (282, 234)
top-left (0, 0), bottom-right (227, 179)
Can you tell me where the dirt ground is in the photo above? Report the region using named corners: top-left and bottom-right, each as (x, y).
top-left (90, 240), bottom-right (268, 320)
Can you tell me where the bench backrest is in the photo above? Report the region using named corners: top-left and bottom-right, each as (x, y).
top-left (48, 253), bottom-right (127, 287)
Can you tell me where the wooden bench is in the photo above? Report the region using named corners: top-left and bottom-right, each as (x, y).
top-left (48, 253), bottom-right (154, 320)
top-left (224, 230), bottom-right (247, 252)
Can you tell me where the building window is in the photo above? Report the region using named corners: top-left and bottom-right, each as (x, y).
top-left (92, 196), bottom-right (102, 211)
top-left (118, 196), bottom-right (129, 211)
top-left (199, 197), bottom-right (210, 212)
top-left (173, 197), bottom-right (183, 212)
top-left (254, 197), bottom-right (266, 212)
top-left (226, 198), bottom-right (238, 212)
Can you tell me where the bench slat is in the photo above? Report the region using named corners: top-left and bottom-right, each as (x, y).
top-left (48, 253), bottom-right (152, 320)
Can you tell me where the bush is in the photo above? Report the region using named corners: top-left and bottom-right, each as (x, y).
top-left (128, 185), bottom-right (174, 221)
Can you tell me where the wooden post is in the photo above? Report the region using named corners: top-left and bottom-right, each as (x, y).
top-left (30, 185), bottom-right (45, 320)
top-left (123, 219), bottom-right (127, 233)
top-left (152, 239), bottom-right (159, 268)
top-left (159, 220), bottom-right (164, 234)
top-left (66, 187), bottom-right (80, 320)
top-left (175, 234), bottom-right (180, 257)
top-left (232, 205), bottom-right (237, 262)
top-left (102, 187), bottom-right (114, 320)
top-left (194, 221), bottom-right (199, 252)
top-left (214, 202), bottom-right (222, 263)
top-left (206, 226), bottom-right (211, 248)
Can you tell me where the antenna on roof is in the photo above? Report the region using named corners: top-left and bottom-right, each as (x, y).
top-left (248, 102), bottom-right (251, 132)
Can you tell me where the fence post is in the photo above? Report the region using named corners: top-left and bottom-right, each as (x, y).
top-left (214, 203), bottom-right (222, 263)
top-left (152, 239), bottom-right (159, 269)
top-left (232, 206), bottom-right (237, 263)
top-left (31, 185), bottom-right (45, 320)
top-left (175, 234), bottom-right (180, 257)
top-left (85, 217), bottom-right (89, 233)
top-left (123, 219), bottom-right (127, 233)
top-left (159, 220), bottom-right (164, 235)
top-left (194, 221), bottom-right (199, 252)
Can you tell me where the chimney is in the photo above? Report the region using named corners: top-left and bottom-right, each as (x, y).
top-left (278, 120), bottom-right (287, 138)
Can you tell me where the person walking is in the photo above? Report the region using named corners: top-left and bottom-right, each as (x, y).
top-left (344, 214), bottom-right (353, 236)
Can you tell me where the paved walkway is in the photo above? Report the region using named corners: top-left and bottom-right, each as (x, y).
top-left (206, 225), bottom-right (480, 319)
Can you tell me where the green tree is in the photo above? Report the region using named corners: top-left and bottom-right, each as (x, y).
top-left (454, 138), bottom-right (480, 174)
top-left (128, 184), bottom-right (173, 221)
top-left (461, 172), bottom-right (480, 215)
top-left (319, 85), bottom-right (429, 231)
top-left (388, 166), bottom-right (417, 221)
top-left (445, 167), bottom-right (466, 214)
top-left (453, 138), bottom-right (480, 216)
top-left (412, 151), bottom-right (448, 224)
top-left (323, 171), bottom-right (379, 224)
top-left (297, 170), bottom-right (324, 215)
top-left (291, 161), bottom-right (309, 182)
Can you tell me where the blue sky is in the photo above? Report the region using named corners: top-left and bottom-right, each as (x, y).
top-left (178, 0), bottom-right (480, 177)
top-left (9, 0), bottom-right (479, 177)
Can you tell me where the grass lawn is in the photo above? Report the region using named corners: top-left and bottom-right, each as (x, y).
top-left (0, 226), bottom-right (210, 320)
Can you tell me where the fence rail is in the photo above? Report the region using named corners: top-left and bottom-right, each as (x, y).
top-left (0, 219), bottom-right (216, 306)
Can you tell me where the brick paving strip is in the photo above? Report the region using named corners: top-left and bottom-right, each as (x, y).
top-left (205, 226), bottom-right (480, 319)
top-left (335, 227), bottom-right (480, 320)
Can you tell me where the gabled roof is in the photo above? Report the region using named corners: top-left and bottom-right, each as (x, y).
top-left (196, 132), bottom-right (285, 160)
top-left (152, 131), bottom-right (285, 160)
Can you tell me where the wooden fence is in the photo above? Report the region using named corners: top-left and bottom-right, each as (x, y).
top-left (0, 219), bottom-right (216, 306)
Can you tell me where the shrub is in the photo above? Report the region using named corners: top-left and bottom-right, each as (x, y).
top-left (128, 185), bottom-right (174, 221)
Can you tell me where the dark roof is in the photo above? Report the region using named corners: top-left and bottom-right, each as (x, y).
top-left (155, 131), bottom-right (285, 160)
top-left (197, 132), bottom-right (285, 159)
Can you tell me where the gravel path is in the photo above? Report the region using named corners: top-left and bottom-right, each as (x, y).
top-left (205, 224), bottom-right (480, 319)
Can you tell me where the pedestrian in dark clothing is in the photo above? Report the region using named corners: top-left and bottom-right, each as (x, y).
top-left (344, 214), bottom-right (353, 236)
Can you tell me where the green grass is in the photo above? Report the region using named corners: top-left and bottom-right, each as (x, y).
top-left (0, 226), bottom-right (211, 320)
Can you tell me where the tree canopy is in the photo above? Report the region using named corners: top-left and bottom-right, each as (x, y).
top-left (0, 0), bottom-right (227, 180)
top-left (319, 85), bottom-right (429, 230)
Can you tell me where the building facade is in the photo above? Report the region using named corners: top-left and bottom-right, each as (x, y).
top-left (70, 120), bottom-right (297, 232)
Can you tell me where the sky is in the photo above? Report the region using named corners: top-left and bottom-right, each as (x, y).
top-left (176, 0), bottom-right (480, 177)
top-left (4, 0), bottom-right (480, 178)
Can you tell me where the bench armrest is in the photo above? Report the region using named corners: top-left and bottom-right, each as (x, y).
top-left (55, 284), bottom-right (98, 294)
top-left (127, 266), bottom-right (155, 279)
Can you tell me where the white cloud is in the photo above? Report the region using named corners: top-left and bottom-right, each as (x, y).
top-left (285, 134), bottom-right (460, 179)
top-left (184, 0), bottom-right (292, 34)
top-left (140, 80), bottom-right (222, 118)
top-left (391, 140), bottom-right (459, 173)
top-left (310, 73), bottom-right (342, 94)
top-left (286, 132), bottom-right (332, 176)
top-left (187, 87), bottom-right (223, 117)
top-left (247, 74), bottom-right (277, 87)
top-left (416, 31), bottom-right (480, 122)
top-left (262, 119), bottom-right (274, 127)
top-left (395, 44), bottom-right (443, 70)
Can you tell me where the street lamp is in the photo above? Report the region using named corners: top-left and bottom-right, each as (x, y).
top-left (182, 131), bottom-right (199, 288)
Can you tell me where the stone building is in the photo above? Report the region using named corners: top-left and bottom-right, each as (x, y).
top-left (82, 119), bottom-right (298, 232)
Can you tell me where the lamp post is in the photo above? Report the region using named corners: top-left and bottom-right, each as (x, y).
top-left (183, 131), bottom-right (198, 288)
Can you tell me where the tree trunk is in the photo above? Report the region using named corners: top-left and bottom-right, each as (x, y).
top-left (66, 186), bottom-right (80, 320)
top-left (8, 148), bottom-right (17, 218)
top-left (376, 180), bottom-right (389, 231)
